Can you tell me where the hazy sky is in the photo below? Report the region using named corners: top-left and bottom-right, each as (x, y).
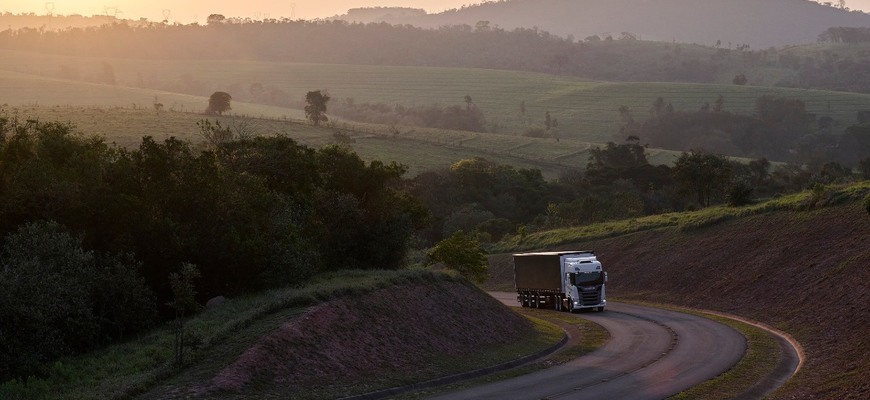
top-left (2, 1), bottom-right (869, 23)
top-left (2, 1), bottom-right (477, 22)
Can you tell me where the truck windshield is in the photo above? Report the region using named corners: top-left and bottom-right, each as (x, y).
top-left (573, 272), bottom-right (603, 286)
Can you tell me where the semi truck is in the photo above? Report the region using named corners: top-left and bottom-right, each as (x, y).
top-left (514, 251), bottom-right (607, 312)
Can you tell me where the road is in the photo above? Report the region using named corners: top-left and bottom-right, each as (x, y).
top-left (426, 293), bottom-right (747, 400)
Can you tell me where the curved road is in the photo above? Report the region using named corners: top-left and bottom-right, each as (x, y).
top-left (426, 293), bottom-right (746, 400)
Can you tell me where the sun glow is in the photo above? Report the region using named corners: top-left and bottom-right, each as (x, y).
top-left (1, 0), bottom-right (478, 23)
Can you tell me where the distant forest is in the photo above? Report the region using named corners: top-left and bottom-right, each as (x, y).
top-left (5, 20), bottom-right (870, 93)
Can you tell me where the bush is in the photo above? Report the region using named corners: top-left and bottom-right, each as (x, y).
top-left (428, 230), bottom-right (488, 283)
top-left (864, 195), bottom-right (870, 215)
top-left (727, 179), bottom-right (754, 206)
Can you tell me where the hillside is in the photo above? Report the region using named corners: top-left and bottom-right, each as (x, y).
top-left (350, 0), bottom-right (870, 48)
top-left (5, 51), bottom-right (870, 158)
top-left (0, 271), bottom-right (563, 399)
top-left (485, 184), bottom-right (870, 399)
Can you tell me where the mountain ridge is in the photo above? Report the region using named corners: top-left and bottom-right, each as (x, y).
top-left (336, 0), bottom-right (870, 48)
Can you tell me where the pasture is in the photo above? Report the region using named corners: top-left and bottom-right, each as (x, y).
top-left (5, 49), bottom-right (870, 145)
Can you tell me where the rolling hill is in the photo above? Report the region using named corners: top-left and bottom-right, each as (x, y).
top-left (484, 182), bottom-right (870, 399)
top-left (339, 0), bottom-right (870, 48)
top-left (5, 49), bottom-right (870, 145)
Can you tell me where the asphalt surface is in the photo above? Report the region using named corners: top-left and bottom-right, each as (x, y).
top-left (426, 293), bottom-right (747, 400)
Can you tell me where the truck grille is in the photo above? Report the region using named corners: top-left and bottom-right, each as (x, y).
top-left (580, 288), bottom-right (600, 305)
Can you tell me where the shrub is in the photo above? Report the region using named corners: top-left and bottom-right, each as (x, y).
top-left (428, 230), bottom-right (488, 283)
top-left (864, 195), bottom-right (870, 215)
top-left (727, 179), bottom-right (754, 206)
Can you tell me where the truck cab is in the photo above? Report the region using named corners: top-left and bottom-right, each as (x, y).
top-left (563, 254), bottom-right (607, 312)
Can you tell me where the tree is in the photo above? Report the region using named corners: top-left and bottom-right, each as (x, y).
top-left (305, 90), bottom-right (331, 126)
top-left (864, 195), bottom-right (870, 216)
top-left (206, 91), bottom-right (232, 115)
top-left (0, 221), bottom-right (156, 380)
top-left (168, 263), bottom-right (201, 366)
top-left (732, 73), bottom-right (748, 85)
top-left (206, 14), bottom-right (226, 25)
top-left (428, 230), bottom-right (488, 283)
top-left (860, 157), bottom-right (870, 179)
top-left (672, 151), bottom-right (732, 207)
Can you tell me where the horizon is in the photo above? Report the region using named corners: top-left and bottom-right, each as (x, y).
top-left (2, 1), bottom-right (867, 25)
top-left (1, 1), bottom-right (477, 23)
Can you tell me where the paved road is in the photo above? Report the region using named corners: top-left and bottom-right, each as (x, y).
top-left (426, 293), bottom-right (746, 400)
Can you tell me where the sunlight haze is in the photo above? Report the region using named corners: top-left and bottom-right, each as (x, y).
top-left (2, 1), bottom-right (477, 22)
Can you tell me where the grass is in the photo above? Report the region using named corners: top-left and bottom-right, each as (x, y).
top-left (5, 49), bottom-right (870, 144)
top-left (0, 269), bottom-right (466, 400)
top-left (494, 180), bottom-right (870, 252)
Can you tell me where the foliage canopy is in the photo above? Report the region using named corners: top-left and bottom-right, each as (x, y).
top-left (428, 230), bottom-right (488, 283)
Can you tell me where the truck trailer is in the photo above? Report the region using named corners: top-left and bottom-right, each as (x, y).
top-left (514, 251), bottom-right (607, 312)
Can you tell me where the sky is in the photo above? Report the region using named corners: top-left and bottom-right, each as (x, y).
top-left (2, 1), bottom-right (870, 23)
top-left (1, 1), bottom-right (478, 23)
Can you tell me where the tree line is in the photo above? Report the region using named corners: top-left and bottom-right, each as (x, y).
top-left (620, 95), bottom-right (870, 168)
top-left (0, 19), bottom-right (861, 92)
top-left (0, 112), bottom-right (425, 381)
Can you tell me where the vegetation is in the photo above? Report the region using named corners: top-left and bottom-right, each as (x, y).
top-left (495, 181), bottom-right (870, 252)
top-left (0, 221), bottom-right (156, 380)
top-left (7, 49), bottom-right (870, 150)
top-left (864, 194), bottom-right (870, 215)
top-left (428, 230), bottom-right (488, 283)
top-left (0, 270), bottom-right (561, 399)
top-left (4, 14), bottom-right (870, 96)
top-left (332, 97), bottom-right (486, 132)
top-left (304, 90), bottom-right (330, 126)
top-left (0, 111), bottom-right (426, 382)
top-left (205, 91), bottom-right (232, 115)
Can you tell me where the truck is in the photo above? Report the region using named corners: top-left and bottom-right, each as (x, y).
top-left (514, 251), bottom-right (607, 312)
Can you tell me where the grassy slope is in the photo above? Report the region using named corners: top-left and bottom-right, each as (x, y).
top-left (5, 49), bottom-right (870, 144)
top-left (484, 182), bottom-right (870, 399)
top-left (0, 270), bottom-right (564, 400)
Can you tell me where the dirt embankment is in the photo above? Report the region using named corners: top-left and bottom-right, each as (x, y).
top-left (487, 202), bottom-right (869, 399)
top-left (161, 279), bottom-right (536, 399)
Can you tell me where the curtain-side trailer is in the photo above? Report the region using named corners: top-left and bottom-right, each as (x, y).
top-left (514, 251), bottom-right (607, 312)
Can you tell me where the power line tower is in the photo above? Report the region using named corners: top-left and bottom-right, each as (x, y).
top-left (290, 3), bottom-right (297, 20)
top-left (103, 5), bottom-right (122, 19)
top-left (162, 9), bottom-right (171, 24)
top-left (45, 2), bottom-right (55, 30)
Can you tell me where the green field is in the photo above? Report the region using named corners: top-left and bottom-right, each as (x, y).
top-left (5, 48), bottom-right (870, 145)
top-left (2, 101), bottom-right (639, 179)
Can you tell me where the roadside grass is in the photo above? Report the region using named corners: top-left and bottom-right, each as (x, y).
top-left (0, 269), bottom-right (466, 400)
top-left (6, 49), bottom-right (870, 143)
top-left (616, 300), bottom-right (782, 400)
top-left (396, 309), bottom-right (609, 400)
top-left (494, 181), bottom-right (870, 252)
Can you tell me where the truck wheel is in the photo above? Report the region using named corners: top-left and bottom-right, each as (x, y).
top-left (597, 306), bottom-right (605, 312)
top-left (567, 300), bottom-right (575, 313)
top-left (554, 297), bottom-right (561, 312)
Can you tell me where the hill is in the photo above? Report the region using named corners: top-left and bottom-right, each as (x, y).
top-left (484, 182), bottom-right (870, 399)
top-left (347, 0), bottom-right (870, 48)
top-left (5, 51), bottom-right (870, 164)
top-left (0, 270), bottom-right (564, 399)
